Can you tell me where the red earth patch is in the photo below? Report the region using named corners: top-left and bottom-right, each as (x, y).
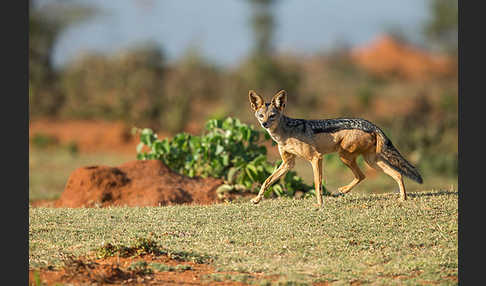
top-left (29, 253), bottom-right (271, 286)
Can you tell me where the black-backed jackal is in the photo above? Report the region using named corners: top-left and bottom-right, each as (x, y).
top-left (248, 90), bottom-right (423, 207)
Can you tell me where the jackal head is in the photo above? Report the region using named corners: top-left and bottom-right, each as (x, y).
top-left (248, 90), bottom-right (287, 130)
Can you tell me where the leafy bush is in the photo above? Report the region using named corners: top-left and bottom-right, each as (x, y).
top-left (95, 237), bottom-right (162, 259)
top-left (136, 117), bottom-right (322, 198)
top-left (30, 133), bottom-right (59, 149)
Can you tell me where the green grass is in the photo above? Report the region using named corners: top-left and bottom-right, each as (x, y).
top-left (30, 190), bottom-right (458, 285)
top-left (29, 148), bottom-right (134, 201)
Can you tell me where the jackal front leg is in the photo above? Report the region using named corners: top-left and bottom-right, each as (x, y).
top-left (251, 153), bottom-right (295, 204)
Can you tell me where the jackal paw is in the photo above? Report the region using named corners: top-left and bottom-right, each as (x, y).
top-left (337, 186), bottom-right (351, 194)
top-left (250, 197), bottom-right (262, 204)
top-left (312, 203), bottom-right (323, 209)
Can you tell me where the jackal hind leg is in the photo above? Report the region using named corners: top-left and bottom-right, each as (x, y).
top-left (337, 152), bottom-right (365, 194)
top-left (363, 153), bottom-right (407, 200)
top-left (251, 152), bottom-right (295, 204)
top-left (310, 157), bottom-right (324, 207)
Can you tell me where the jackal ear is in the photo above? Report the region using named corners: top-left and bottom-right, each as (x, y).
top-left (249, 90), bottom-right (264, 111)
top-left (271, 90), bottom-right (287, 111)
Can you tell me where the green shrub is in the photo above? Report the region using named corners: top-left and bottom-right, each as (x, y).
top-left (136, 117), bottom-right (325, 198)
top-left (30, 133), bottom-right (59, 149)
top-left (95, 237), bottom-right (162, 259)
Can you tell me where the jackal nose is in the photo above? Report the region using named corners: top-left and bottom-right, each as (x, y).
top-left (262, 122), bottom-right (269, 128)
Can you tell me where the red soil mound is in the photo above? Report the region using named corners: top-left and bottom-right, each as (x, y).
top-left (55, 160), bottom-right (225, 208)
top-left (351, 35), bottom-right (456, 80)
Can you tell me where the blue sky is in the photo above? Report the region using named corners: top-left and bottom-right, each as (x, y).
top-left (44, 0), bottom-right (430, 68)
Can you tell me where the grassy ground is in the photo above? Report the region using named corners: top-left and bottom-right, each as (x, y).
top-left (29, 148), bottom-right (134, 201)
top-left (30, 190), bottom-right (458, 285)
top-left (29, 147), bottom-right (457, 202)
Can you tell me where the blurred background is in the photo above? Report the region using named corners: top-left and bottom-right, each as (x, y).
top-left (29, 0), bottom-right (458, 202)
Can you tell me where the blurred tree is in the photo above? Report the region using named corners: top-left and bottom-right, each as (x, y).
top-left (238, 0), bottom-right (301, 106)
top-left (248, 0), bottom-right (277, 58)
top-left (29, 0), bottom-right (96, 117)
top-left (423, 0), bottom-right (458, 55)
top-left (163, 47), bottom-right (223, 132)
top-left (61, 43), bottom-right (167, 126)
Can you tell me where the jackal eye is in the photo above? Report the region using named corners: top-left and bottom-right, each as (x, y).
top-left (258, 114), bottom-right (264, 118)
top-left (269, 114), bottom-right (276, 119)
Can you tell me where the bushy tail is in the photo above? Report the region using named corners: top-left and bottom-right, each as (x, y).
top-left (375, 130), bottom-right (423, 184)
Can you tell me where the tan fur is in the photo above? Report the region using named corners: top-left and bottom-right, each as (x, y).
top-left (248, 90), bottom-right (411, 207)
